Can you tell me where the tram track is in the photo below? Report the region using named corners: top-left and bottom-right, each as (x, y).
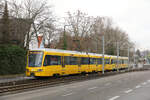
top-left (0, 68), bottom-right (148, 96)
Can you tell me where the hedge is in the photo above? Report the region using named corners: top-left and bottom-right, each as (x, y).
top-left (0, 44), bottom-right (26, 75)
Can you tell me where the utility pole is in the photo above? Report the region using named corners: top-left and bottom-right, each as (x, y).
top-left (128, 45), bottom-right (130, 70)
top-left (102, 35), bottom-right (105, 74)
top-left (117, 42), bottom-right (119, 72)
top-left (133, 47), bottom-right (136, 68)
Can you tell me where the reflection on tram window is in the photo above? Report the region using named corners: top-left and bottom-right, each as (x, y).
top-left (44, 55), bottom-right (61, 66)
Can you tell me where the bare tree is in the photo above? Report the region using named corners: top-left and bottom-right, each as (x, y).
top-left (9, 0), bottom-right (55, 49)
top-left (1, 1), bottom-right (10, 44)
top-left (0, 1), bottom-right (3, 15)
top-left (90, 17), bottom-right (112, 53)
top-left (44, 19), bottom-right (58, 48)
top-left (88, 16), bottom-right (132, 56)
top-left (63, 10), bottom-right (133, 55)
top-left (65, 10), bottom-right (93, 51)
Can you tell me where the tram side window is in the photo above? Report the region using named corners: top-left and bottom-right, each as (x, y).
top-left (94, 58), bottom-right (97, 64)
top-left (65, 56), bottom-right (78, 65)
top-left (70, 57), bottom-right (78, 65)
top-left (124, 60), bottom-right (128, 64)
top-left (64, 56), bottom-right (70, 65)
top-left (44, 55), bottom-right (61, 66)
top-left (90, 58), bottom-right (97, 64)
top-left (115, 60), bottom-right (118, 64)
top-left (122, 60), bottom-right (124, 64)
top-left (97, 58), bottom-right (102, 64)
top-left (120, 60), bottom-right (122, 64)
top-left (81, 57), bottom-right (89, 65)
top-left (119, 60), bottom-right (122, 64)
top-left (111, 59), bottom-right (114, 64)
top-left (127, 60), bottom-right (128, 64)
top-left (118, 60), bottom-right (121, 64)
top-left (112, 59), bottom-right (115, 64)
top-left (105, 59), bottom-right (110, 64)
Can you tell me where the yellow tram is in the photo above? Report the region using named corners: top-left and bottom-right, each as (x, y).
top-left (26, 48), bottom-right (128, 77)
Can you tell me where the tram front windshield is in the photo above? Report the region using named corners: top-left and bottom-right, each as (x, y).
top-left (28, 51), bottom-right (43, 67)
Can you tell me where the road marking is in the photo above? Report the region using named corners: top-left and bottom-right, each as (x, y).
top-left (62, 92), bottom-right (73, 96)
top-left (109, 96), bottom-right (120, 100)
top-left (135, 85), bottom-right (141, 89)
top-left (142, 82), bottom-right (147, 85)
top-left (64, 90), bottom-right (73, 93)
top-left (124, 89), bottom-right (133, 93)
top-left (71, 85), bottom-right (83, 88)
top-left (105, 83), bottom-right (111, 86)
top-left (88, 87), bottom-right (98, 90)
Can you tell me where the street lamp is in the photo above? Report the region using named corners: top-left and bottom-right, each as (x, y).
top-left (101, 35), bottom-right (114, 74)
top-left (102, 35), bottom-right (105, 74)
top-left (128, 45), bottom-right (130, 70)
top-left (116, 42), bottom-right (119, 72)
top-left (116, 42), bottom-right (131, 71)
top-left (117, 42), bottom-right (133, 71)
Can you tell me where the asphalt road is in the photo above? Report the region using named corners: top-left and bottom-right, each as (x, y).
top-left (1, 70), bottom-right (150, 100)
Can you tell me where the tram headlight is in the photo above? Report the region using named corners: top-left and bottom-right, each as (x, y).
top-left (37, 69), bottom-right (43, 72)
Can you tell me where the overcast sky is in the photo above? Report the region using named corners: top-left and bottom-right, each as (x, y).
top-left (51, 0), bottom-right (150, 50)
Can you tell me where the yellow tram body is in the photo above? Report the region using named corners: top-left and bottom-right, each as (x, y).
top-left (121, 57), bottom-right (128, 69)
top-left (26, 48), bottom-right (128, 77)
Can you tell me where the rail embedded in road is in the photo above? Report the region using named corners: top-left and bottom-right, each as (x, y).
top-left (0, 68), bottom-right (149, 96)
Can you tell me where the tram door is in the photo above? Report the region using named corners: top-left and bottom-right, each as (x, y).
top-left (62, 56), bottom-right (65, 75)
top-left (78, 57), bottom-right (81, 73)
